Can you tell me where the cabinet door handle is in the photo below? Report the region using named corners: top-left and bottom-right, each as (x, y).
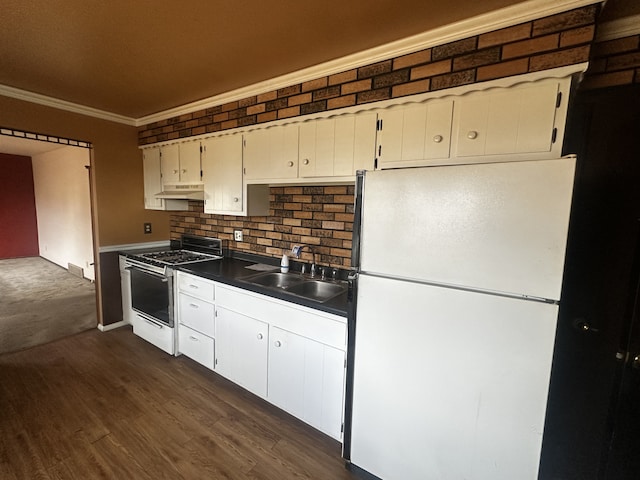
top-left (189, 284), bottom-right (199, 289)
top-left (233, 197), bottom-right (239, 202)
top-left (433, 135), bottom-right (443, 143)
top-left (467, 130), bottom-right (478, 140)
top-left (189, 303), bottom-right (199, 309)
top-left (189, 335), bottom-right (199, 341)
top-left (303, 158), bottom-right (309, 165)
top-left (257, 333), bottom-right (263, 340)
top-left (287, 161), bottom-right (294, 167)
top-left (274, 340), bottom-right (282, 347)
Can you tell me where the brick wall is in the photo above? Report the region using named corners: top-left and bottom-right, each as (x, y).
top-left (171, 185), bottom-right (355, 268)
top-left (138, 5), bottom-right (597, 146)
top-left (582, 34), bottom-right (640, 89)
top-left (155, 4), bottom-right (604, 268)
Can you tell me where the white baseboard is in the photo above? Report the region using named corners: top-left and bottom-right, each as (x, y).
top-left (98, 320), bottom-right (129, 332)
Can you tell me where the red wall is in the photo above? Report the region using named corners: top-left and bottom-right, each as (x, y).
top-left (0, 153), bottom-right (39, 258)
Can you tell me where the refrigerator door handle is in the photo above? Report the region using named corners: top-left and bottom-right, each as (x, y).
top-left (351, 171), bottom-right (366, 271)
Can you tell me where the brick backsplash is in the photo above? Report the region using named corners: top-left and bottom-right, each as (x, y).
top-left (170, 185), bottom-right (355, 268)
top-left (582, 34), bottom-right (640, 89)
top-left (138, 5), bottom-right (598, 145)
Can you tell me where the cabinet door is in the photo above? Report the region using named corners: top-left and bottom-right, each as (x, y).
top-left (269, 326), bottom-right (346, 440)
top-left (178, 140), bottom-right (202, 184)
top-left (202, 134), bottom-right (243, 214)
top-left (299, 118), bottom-right (335, 178)
top-left (337, 112), bottom-right (377, 175)
top-left (160, 143), bottom-right (180, 184)
top-left (244, 124), bottom-right (299, 180)
top-left (215, 306), bottom-right (268, 398)
top-left (299, 113), bottom-right (377, 178)
top-left (377, 100), bottom-right (453, 168)
top-left (142, 148), bottom-right (163, 209)
top-left (455, 81), bottom-right (560, 158)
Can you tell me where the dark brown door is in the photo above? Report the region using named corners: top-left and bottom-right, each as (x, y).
top-left (539, 84), bottom-right (640, 479)
top-left (602, 233), bottom-right (640, 479)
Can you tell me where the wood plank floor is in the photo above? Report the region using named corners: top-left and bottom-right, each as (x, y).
top-left (0, 327), bottom-right (360, 479)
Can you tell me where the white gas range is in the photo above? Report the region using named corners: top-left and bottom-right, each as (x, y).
top-left (123, 235), bottom-right (222, 354)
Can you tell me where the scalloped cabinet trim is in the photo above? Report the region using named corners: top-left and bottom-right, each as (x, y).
top-left (140, 63), bottom-right (586, 196)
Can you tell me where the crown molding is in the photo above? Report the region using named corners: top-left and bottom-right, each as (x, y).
top-left (0, 84), bottom-right (137, 126)
top-left (596, 14), bottom-right (640, 42)
top-left (0, 0), bottom-right (601, 128)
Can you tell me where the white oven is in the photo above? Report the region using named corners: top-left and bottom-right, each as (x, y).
top-left (123, 235), bottom-right (222, 355)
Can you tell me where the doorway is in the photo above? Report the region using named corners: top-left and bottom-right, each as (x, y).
top-left (539, 84), bottom-right (640, 479)
top-left (0, 129), bottom-right (97, 351)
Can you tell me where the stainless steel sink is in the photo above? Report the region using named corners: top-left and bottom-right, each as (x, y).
top-left (241, 272), bottom-right (347, 303)
top-left (242, 272), bottom-right (305, 289)
top-left (285, 280), bottom-right (347, 302)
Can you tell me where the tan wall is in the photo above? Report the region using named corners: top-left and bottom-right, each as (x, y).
top-left (0, 96), bottom-right (171, 247)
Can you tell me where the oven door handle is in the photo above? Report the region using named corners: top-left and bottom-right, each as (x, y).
top-left (127, 265), bottom-right (169, 282)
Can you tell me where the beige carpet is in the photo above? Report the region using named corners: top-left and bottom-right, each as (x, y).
top-left (0, 256), bottom-right (97, 354)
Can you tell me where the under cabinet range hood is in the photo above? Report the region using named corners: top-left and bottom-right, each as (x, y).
top-left (154, 184), bottom-right (204, 200)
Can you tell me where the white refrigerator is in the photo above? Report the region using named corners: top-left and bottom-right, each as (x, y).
top-left (343, 157), bottom-right (576, 480)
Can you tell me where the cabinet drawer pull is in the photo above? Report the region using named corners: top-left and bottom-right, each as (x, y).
top-left (189, 284), bottom-right (199, 289)
top-left (189, 303), bottom-right (199, 309)
top-left (274, 340), bottom-right (282, 347)
top-left (467, 130), bottom-right (478, 140)
top-left (257, 333), bottom-right (263, 340)
top-left (433, 135), bottom-right (443, 143)
top-left (189, 335), bottom-right (199, 341)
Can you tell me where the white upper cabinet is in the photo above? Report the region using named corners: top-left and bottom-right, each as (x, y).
top-left (142, 147), bottom-right (163, 210)
top-left (453, 80), bottom-right (561, 159)
top-left (202, 133), bottom-right (269, 216)
top-left (202, 133), bottom-right (243, 214)
top-left (160, 141), bottom-right (202, 185)
top-left (375, 75), bottom-right (570, 168)
top-left (376, 100), bottom-right (454, 169)
top-left (299, 112), bottom-right (377, 177)
top-left (243, 123), bottom-right (299, 180)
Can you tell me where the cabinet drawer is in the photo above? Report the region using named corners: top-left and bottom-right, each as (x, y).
top-left (177, 273), bottom-right (215, 301)
top-left (178, 293), bottom-right (215, 337)
top-left (178, 324), bottom-right (214, 370)
top-left (131, 313), bottom-right (174, 355)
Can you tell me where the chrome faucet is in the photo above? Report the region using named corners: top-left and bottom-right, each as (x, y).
top-left (292, 245), bottom-right (317, 277)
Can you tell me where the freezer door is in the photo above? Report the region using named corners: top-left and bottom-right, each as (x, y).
top-left (359, 157), bottom-right (575, 301)
top-left (349, 274), bottom-right (558, 480)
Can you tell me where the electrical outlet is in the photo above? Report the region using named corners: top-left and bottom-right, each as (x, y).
top-left (144, 222), bottom-right (152, 234)
top-left (234, 230), bottom-right (243, 241)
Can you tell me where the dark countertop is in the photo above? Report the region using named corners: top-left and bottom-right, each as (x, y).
top-left (120, 248), bottom-right (348, 317)
top-left (177, 256), bottom-right (348, 318)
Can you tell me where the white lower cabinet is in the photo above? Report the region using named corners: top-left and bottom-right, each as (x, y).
top-left (175, 275), bottom-right (347, 440)
top-left (178, 324), bottom-right (215, 369)
top-left (269, 326), bottom-right (346, 440)
top-left (215, 283), bottom-right (347, 441)
top-left (214, 306), bottom-right (269, 398)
